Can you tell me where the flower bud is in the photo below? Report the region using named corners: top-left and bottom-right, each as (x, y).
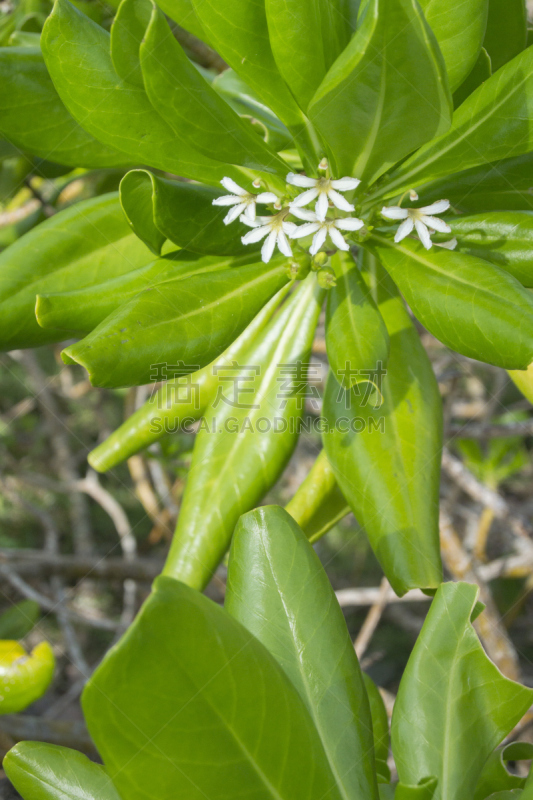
top-left (312, 251), bottom-right (329, 269)
top-left (317, 267), bottom-right (337, 289)
top-left (285, 258), bottom-right (311, 281)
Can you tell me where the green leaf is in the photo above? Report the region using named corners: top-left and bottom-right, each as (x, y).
top-left (83, 576), bottom-right (344, 800)
top-left (391, 582), bottom-right (533, 800)
top-left (62, 259), bottom-right (291, 388)
top-left (4, 742), bottom-right (121, 800)
top-left (378, 46), bottom-right (533, 200)
top-left (443, 212), bottom-right (533, 287)
top-left (453, 48), bottom-right (492, 108)
top-left (0, 192), bottom-right (154, 351)
top-left (395, 778), bottom-right (438, 800)
top-left (0, 46), bottom-right (128, 167)
top-left (163, 274), bottom-right (324, 588)
top-left (322, 252), bottom-right (443, 596)
top-left (0, 641), bottom-right (54, 715)
top-left (153, 0), bottom-right (205, 39)
top-left (36, 250), bottom-right (235, 335)
top-left (119, 169), bottom-right (260, 257)
top-left (88, 285), bottom-right (291, 472)
top-left (0, 601), bottom-right (39, 640)
top-left (265, 0), bottom-right (350, 110)
top-left (475, 742), bottom-right (533, 800)
top-left (308, 0), bottom-right (452, 184)
top-left (418, 0), bottom-right (489, 92)
top-left (226, 505), bottom-right (379, 800)
top-left (326, 250), bottom-right (389, 387)
top-left (110, 0), bottom-right (152, 87)
top-left (484, 0), bottom-right (527, 73)
top-left (369, 232), bottom-right (533, 369)
top-left (140, 3), bottom-right (287, 176)
top-left (363, 674), bottom-right (390, 772)
top-left (41, 0), bottom-right (250, 185)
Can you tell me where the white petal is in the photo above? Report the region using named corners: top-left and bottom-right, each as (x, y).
top-left (242, 225), bottom-right (270, 244)
top-left (261, 230), bottom-right (278, 262)
top-left (309, 227), bottom-right (328, 255)
top-left (277, 230), bottom-right (293, 257)
top-left (224, 203), bottom-right (247, 225)
top-left (289, 206), bottom-right (318, 222)
top-left (290, 222), bottom-right (321, 239)
top-left (335, 217), bottom-right (364, 231)
top-left (394, 217), bottom-right (414, 242)
top-left (328, 189), bottom-right (355, 213)
top-left (240, 215), bottom-right (262, 228)
top-left (286, 172), bottom-right (316, 188)
top-left (291, 187), bottom-right (319, 208)
top-left (213, 194), bottom-right (241, 206)
top-left (256, 192), bottom-right (278, 204)
top-left (436, 237), bottom-right (458, 251)
top-left (315, 192), bottom-right (330, 221)
top-left (330, 177), bottom-right (361, 191)
top-left (329, 226), bottom-right (350, 250)
top-left (221, 177), bottom-right (246, 196)
top-left (282, 221), bottom-right (298, 235)
top-left (419, 199), bottom-right (450, 215)
top-left (414, 219), bottom-right (432, 250)
top-left (244, 202), bottom-right (257, 222)
top-left (420, 215), bottom-right (451, 234)
top-left (382, 206), bottom-right (409, 220)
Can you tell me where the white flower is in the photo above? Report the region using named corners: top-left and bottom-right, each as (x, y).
top-left (381, 199), bottom-right (451, 250)
top-left (289, 208), bottom-right (364, 255)
top-left (240, 212), bottom-right (297, 263)
top-left (212, 177), bottom-right (278, 225)
top-left (287, 171), bottom-right (361, 222)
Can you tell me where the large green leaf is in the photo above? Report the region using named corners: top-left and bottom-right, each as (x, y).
top-left (418, 0), bottom-right (489, 92)
top-left (392, 582), bottom-right (533, 800)
top-left (62, 259), bottom-right (291, 388)
top-left (443, 212), bottom-right (533, 287)
top-left (370, 232), bottom-right (533, 369)
top-left (326, 250), bottom-right (389, 387)
top-left (308, 0), bottom-right (452, 184)
top-left (265, 0), bottom-right (350, 110)
top-left (453, 47), bottom-right (492, 109)
top-left (363, 674), bottom-right (390, 782)
top-left (110, 0), bottom-right (151, 88)
top-left (140, 3), bottom-right (287, 176)
top-left (153, 0), bottom-right (205, 39)
top-left (163, 274), bottom-right (324, 588)
top-left (322, 252), bottom-right (443, 596)
top-left (0, 46), bottom-right (128, 167)
top-left (0, 192), bottom-right (153, 350)
top-left (4, 743), bottom-right (121, 800)
top-left (83, 576), bottom-right (344, 800)
top-left (119, 169), bottom-right (259, 256)
top-left (483, 0), bottom-right (527, 73)
top-left (474, 742), bottom-right (533, 800)
top-left (226, 505), bottom-right (379, 800)
top-left (377, 46), bottom-right (533, 200)
top-left (41, 0), bottom-right (249, 186)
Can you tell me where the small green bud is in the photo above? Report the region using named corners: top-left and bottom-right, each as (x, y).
top-left (312, 251), bottom-right (328, 268)
top-left (285, 258), bottom-right (311, 281)
top-left (317, 267), bottom-right (337, 289)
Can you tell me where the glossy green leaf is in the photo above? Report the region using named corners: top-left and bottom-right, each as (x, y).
top-left (418, 0), bottom-right (489, 92)
top-left (226, 505), bottom-right (379, 800)
top-left (83, 576), bottom-right (344, 800)
top-left (392, 582), bottom-right (533, 800)
top-left (0, 601), bottom-right (39, 640)
top-left (140, 4), bottom-right (287, 176)
top-left (453, 47), bottom-right (492, 109)
top-left (265, 0), bottom-right (350, 110)
top-left (0, 641), bottom-right (54, 714)
top-left (163, 274), bottom-right (324, 588)
top-left (120, 169), bottom-right (260, 257)
top-left (190, 0), bottom-right (319, 169)
top-left (484, 0), bottom-right (527, 73)
top-left (378, 46), bottom-right (533, 200)
top-left (308, 0), bottom-right (452, 184)
top-left (110, 0), bottom-right (151, 87)
top-left (88, 285), bottom-right (291, 472)
top-left (62, 259), bottom-right (291, 388)
top-left (475, 742), bottom-right (533, 800)
top-left (0, 46), bottom-right (128, 167)
top-left (0, 192), bottom-right (153, 350)
top-left (444, 212), bottom-right (533, 287)
top-left (326, 250), bottom-right (389, 387)
top-left (35, 250), bottom-right (234, 335)
top-left (322, 252), bottom-right (443, 596)
top-left (41, 0), bottom-right (249, 186)
top-left (4, 742), bottom-right (121, 800)
top-left (363, 674), bottom-right (389, 774)
top-left (153, 0), bottom-right (205, 39)
top-left (370, 232), bottom-right (533, 369)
